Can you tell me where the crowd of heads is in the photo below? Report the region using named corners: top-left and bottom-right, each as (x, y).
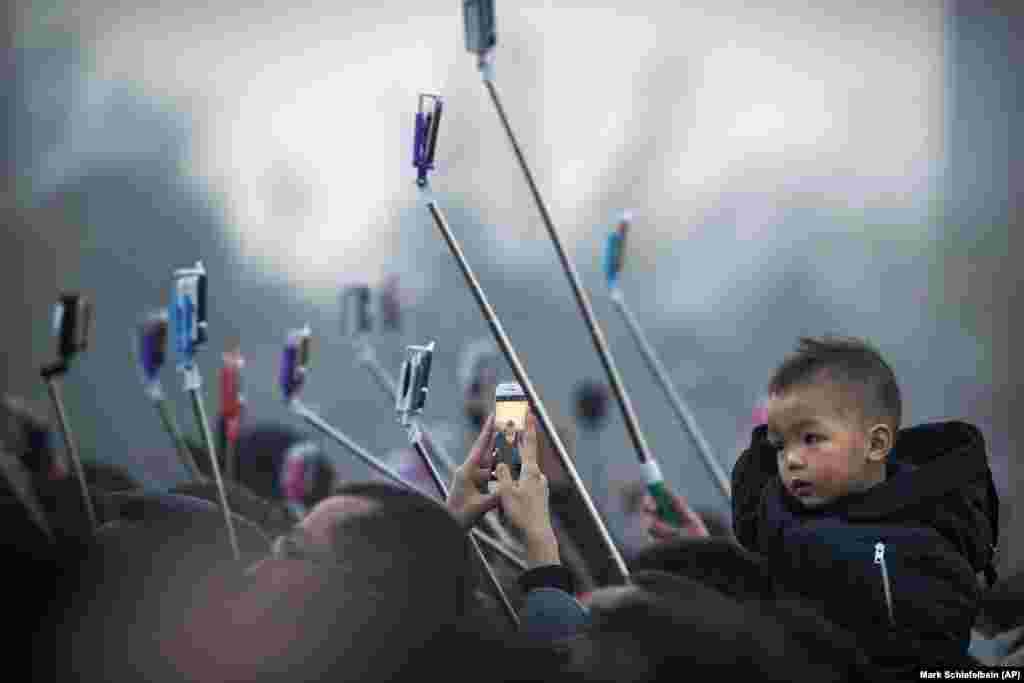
top-left (3, 334), bottom-right (1018, 681)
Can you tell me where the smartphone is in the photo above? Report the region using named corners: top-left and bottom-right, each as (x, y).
top-left (280, 325), bottom-right (312, 400)
top-left (414, 94), bottom-right (443, 184)
top-left (463, 0), bottom-right (496, 55)
top-left (172, 261), bottom-right (209, 349)
top-left (396, 341), bottom-right (435, 416)
top-left (492, 382), bottom-right (527, 480)
top-left (53, 293), bottom-right (92, 359)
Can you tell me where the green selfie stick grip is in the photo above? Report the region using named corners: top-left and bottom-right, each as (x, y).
top-left (641, 460), bottom-right (683, 527)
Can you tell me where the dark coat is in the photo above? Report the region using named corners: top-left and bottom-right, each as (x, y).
top-left (732, 421), bottom-right (999, 673)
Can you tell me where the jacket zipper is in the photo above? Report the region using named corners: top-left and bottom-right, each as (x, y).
top-left (874, 541), bottom-right (895, 626)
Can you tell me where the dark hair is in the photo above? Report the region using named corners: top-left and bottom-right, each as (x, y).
top-left (767, 335), bottom-right (901, 431)
top-left (173, 479), bottom-right (299, 537)
top-left (49, 509), bottom-right (271, 683)
top-left (568, 572), bottom-right (850, 683)
top-left (305, 482), bottom-right (477, 620)
top-left (693, 506), bottom-right (732, 538)
top-left (1, 394), bottom-right (56, 476)
top-left (84, 460), bottom-right (141, 492)
top-left (629, 539), bottom-right (775, 603)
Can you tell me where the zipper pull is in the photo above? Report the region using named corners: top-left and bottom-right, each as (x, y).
top-left (874, 541), bottom-right (895, 625)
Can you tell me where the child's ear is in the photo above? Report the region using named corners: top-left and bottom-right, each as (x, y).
top-left (866, 424), bottom-right (893, 462)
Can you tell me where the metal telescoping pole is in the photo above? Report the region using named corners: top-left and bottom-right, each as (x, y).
top-left (289, 400), bottom-right (526, 572)
top-left (355, 342), bottom-right (400, 403)
top-left (356, 341), bottom-right (458, 475)
top-left (154, 395), bottom-right (204, 480)
top-left (609, 287), bottom-right (731, 501)
top-left (426, 200), bottom-right (630, 584)
top-left (185, 366), bottom-right (241, 560)
top-left (357, 338), bottom-right (520, 551)
top-left (43, 374), bottom-right (97, 532)
top-left (407, 419), bottom-right (520, 628)
top-left (482, 78), bottom-right (655, 468)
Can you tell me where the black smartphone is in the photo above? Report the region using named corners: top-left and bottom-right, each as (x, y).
top-left (53, 293), bottom-right (91, 359)
top-left (463, 0), bottom-right (496, 55)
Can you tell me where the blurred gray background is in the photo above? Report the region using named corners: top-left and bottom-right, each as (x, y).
top-left (2, 1), bottom-right (1018, 572)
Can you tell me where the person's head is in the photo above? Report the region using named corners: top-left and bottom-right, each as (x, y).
top-left (293, 482), bottom-right (477, 621)
top-left (172, 479), bottom-right (300, 537)
top-left (567, 571), bottom-right (848, 683)
top-left (196, 422), bottom-right (311, 501)
top-left (51, 500), bottom-right (270, 682)
top-left (280, 440), bottom-right (336, 513)
top-left (84, 460), bottom-right (141, 492)
top-left (766, 335), bottom-right (901, 508)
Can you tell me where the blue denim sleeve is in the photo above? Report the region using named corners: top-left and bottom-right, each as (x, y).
top-left (519, 587), bottom-right (590, 641)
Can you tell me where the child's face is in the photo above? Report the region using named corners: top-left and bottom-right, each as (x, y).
top-left (766, 381), bottom-right (881, 508)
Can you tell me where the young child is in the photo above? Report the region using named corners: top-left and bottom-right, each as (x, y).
top-left (731, 336), bottom-right (999, 674)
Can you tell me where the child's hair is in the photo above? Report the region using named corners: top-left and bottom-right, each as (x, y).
top-left (767, 336), bottom-right (901, 432)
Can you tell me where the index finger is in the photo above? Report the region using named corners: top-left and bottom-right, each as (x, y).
top-left (518, 409), bottom-right (540, 476)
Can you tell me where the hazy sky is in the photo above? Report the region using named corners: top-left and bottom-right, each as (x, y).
top-left (27, 0), bottom-right (945, 308)
top-left (11, 0), bottom-right (1012, 539)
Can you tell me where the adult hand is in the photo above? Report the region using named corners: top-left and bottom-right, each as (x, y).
top-left (447, 413), bottom-right (500, 529)
top-left (644, 485), bottom-right (709, 543)
top-left (494, 411), bottom-right (559, 567)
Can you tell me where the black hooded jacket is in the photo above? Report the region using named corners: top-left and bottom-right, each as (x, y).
top-left (732, 421), bottom-right (999, 672)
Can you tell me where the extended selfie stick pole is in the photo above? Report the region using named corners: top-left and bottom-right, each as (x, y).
top-left (414, 89), bottom-right (629, 583)
top-left (609, 290), bottom-right (731, 501)
top-left (173, 262), bottom-right (241, 560)
top-left (41, 370), bottom-right (97, 532)
top-left (604, 216), bottom-right (731, 502)
top-left (289, 400), bottom-right (526, 572)
top-left (278, 330), bottom-right (527, 577)
top-left (138, 310), bottom-right (204, 480)
top-left (413, 426), bottom-right (522, 629)
top-left (358, 338), bottom-right (519, 550)
top-left (466, 12), bottom-right (678, 528)
top-left (354, 339), bottom-right (458, 476)
top-left (426, 202), bottom-right (630, 584)
top-left (354, 340), bottom-right (399, 401)
top-left (343, 287), bottom-right (458, 478)
top-left (41, 293), bottom-right (97, 533)
top-left (395, 348), bottom-right (520, 630)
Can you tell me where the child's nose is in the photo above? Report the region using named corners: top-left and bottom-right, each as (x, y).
top-left (783, 449), bottom-right (806, 469)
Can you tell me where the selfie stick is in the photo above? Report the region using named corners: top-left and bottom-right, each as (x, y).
top-left (40, 293), bottom-right (98, 533)
top-left (220, 346), bottom-right (245, 482)
top-left (604, 213), bottom-right (731, 503)
top-left (463, 4), bottom-right (678, 528)
top-left (172, 262), bottom-right (241, 560)
top-left (396, 341), bottom-right (521, 628)
top-left (341, 287), bottom-right (458, 478)
top-left (278, 328), bottom-right (527, 575)
top-left (137, 309), bottom-right (204, 481)
top-left (414, 94), bottom-right (630, 584)
top-left (355, 333), bottom-right (518, 551)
